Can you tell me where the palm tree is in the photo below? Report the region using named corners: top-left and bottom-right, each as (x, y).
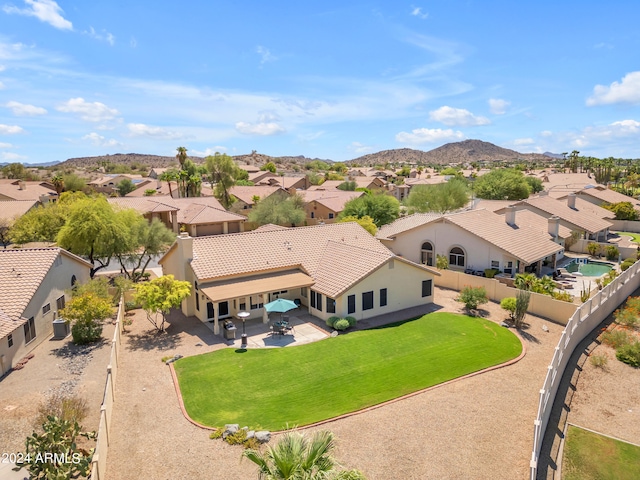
top-left (176, 146), bottom-right (188, 167)
top-left (243, 430), bottom-right (366, 480)
top-left (159, 169), bottom-right (179, 198)
top-left (51, 174), bottom-right (64, 195)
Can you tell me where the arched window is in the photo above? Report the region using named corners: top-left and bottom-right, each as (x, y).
top-left (449, 247), bottom-right (465, 267)
top-left (421, 242), bottom-right (434, 266)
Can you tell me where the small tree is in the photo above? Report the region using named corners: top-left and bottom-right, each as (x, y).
top-left (60, 292), bottom-right (114, 345)
top-left (605, 245), bottom-right (619, 261)
top-left (500, 297), bottom-right (517, 320)
top-left (436, 254), bottom-right (449, 270)
top-left (337, 215), bottom-right (377, 235)
top-left (134, 275), bottom-right (191, 332)
top-left (586, 242), bottom-right (599, 257)
top-left (457, 286), bottom-right (488, 313)
top-left (513, 289), bottom-right (531, 329)
top-left (116, 178), bottom-right (136, 196)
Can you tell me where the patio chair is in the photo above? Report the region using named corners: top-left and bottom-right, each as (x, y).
top-left (557, 268), bottom-right (576, 279)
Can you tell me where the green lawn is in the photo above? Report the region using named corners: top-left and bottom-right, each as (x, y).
top-left (173, 312), bottom-right (522, 430)
top-left (563, 425), bottom-right (640, 480)
top-left (615, 231), bottom-right (640, 244)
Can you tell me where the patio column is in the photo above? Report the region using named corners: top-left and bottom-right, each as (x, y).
top-left (517, 261), bottom-right (525, 274)
top-left (223, 222), bottom-right (228, 234)
top-left (213, 302), bottom-right (219, 335)
top-left (262, 293), bottom-right (269, 324)
top-left (551, 253), bottom-right (557, 271)
top-left (536, 260), bottom-right (543, 275)
top-left (239, 222), bottom-right (245, 232)
top-left (171, 212), bottom-right (178, 233)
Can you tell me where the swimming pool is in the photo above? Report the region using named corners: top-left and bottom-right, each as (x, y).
top-left (565, 259), bottom-right (613, 277)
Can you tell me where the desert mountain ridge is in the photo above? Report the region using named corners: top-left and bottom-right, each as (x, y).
top-left (52, 139), bottom-right (557, 170)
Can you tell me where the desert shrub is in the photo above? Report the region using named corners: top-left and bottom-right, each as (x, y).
top-left (551, 290), bottom-right (574, 302)
top-left (345, 316), bottom-right (357, 327)
top-left (500, 297), bottom-right (517, 320)
top-left (124, 300), bottom-right (140, 311)
top-left (601, 329), bottom-right (631, 349)
top-left (602, 270), bottom-right (618, 287)
top-left (436, 254), bottom-right (449, 269)
top-left (334, 319), bottom-right (350, 331)
top-left (71, 319), bottom-right (104, 345)
top-left (334, 470), bottom-right (368, 480)
top-left (615, 307), bottom-right (639, 328)
top-left (225, 429), bottom-right (247, 445)
top-left (586, 242), bottom-right (600, 257)
top-left (326, 316), bottom-right (340, 328)
top-left (209, 428), bottom-right (223, 440)
top-left (161, 356), bottom-right (173, 363)
top-left (513, 289), bottom-right (531, 329)
top-left (484, 268), bottom-right (499, 279)
top-left (621, 258), bottom-right (635, 271)
top-left (35, 393), bottom-right (88, 428)
top-left (605, 245), bottom-right (620, 261)
top-left (615, 341), bottom-right (640, 367)
top-left (457, 286), bottom-right (488, 312)
top-left (589, 353), bottom-right (608, 368)
top-left (243, 437), bottom-right (261, 450)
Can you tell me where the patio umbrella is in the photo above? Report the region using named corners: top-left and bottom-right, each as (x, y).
top-left (263, 298), bottom-right (298, 313)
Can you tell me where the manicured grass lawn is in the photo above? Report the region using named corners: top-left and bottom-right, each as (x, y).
top-left (563, 425), bottom-right (640, 480)
top-left (173, 312), bottom-right (522, 430)
top-left (616, 231), bottom-right (640, 244)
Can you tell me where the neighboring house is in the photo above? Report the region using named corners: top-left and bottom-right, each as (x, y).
top-left (88, 174), bottom-right (153, 195)
top-left (237, 164), bottom-right (261, 174)
top-left (0, 180), bottom-right (58, 202)
top-left (108, 196), bottom-right (245, 236)
top-left (148, 167), bottom-right (169, 179)
top-left (497, 207), bottom-right (572, 251)
top-left (0, 200), bottom-right (40, 247)
top-left (309, 177), bottom-right (387, 191)
top-left (376, 209), bottom-right (564, 276)
top-left (298, 190), bottom-right (363, 224)
top-left (126, 180), bottom-right (215, 198)
top-left (502, 194), bottom-right (612, 242)
top-left (387, 177), bottom-right (448, 202)
top-left (229, 185), bottom-right (290, 210)
top-left (569, 186), bottom-right (640, 213)
top-left (269, 175), bottom-right (310, 191)
top-left (0, 248), bottom-right (91, 376)
top-left (248, 171), bottom-right (280, 185)
top-left (159, 223), bottom-right (439, 335)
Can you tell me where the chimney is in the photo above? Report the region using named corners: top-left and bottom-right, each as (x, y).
top-left (176, 232), bottom-right (194, 280)
top-left (548, 216), bottom-right (560, 242)
top-left (567, 193), bottom-right (576, 209)
top-left (505, 206), bottom-right (516, 226)
top-left (39, 194), bottom-right (50, 205)
top-left (18, 181), bottom-right (26, 190)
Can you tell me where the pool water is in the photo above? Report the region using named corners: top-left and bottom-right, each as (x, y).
top-left (565, 260), bottom-right (613, 277)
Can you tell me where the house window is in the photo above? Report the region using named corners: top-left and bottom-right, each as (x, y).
top-left (449, 247), bottom-right (465, 267)
top-left (421, 242), bottom-right (434, 266)
top-left (56, 295), bottom-right (65, 311)
top-left (422, 279), bottom-right (433, 298)
top-left (250, 295), bottom-right (263, 309)
top-left (326, 297), bottom-right (336, 314)
top-left (362, 291), bottom-right (374, 310)
top-left (328, 213), bottom-right (334, 219)
top-left (504, 261), bottom-right (514, 274)
top-left (42, 304), bottom-right (51, 315)
top-left (71, 275), bottom-right (77, 287)
top-left (380, 288), bottom-right (387, 307)
top-left (24, 317), bottom-right (36, 344)
top-left (491, 260), bottom-right (500, 269)
top-left (316, 292), bottom-right (323, 312)
top-left (194, 281), bottom-right (198, 291)
top-left (7, 334), bottom-right (13, 348)
top-left (347, 295), bottom-right (356, 314)
top-left (301, 288), bottom-right (307, 298)
top-left (310, 211), bottom-right (315, 219)
top-left (195, 292), bottom-right (200, 311)
top-left (239, 298), bottom-right (246, 311)
top-left (310, 291), bottom-right (316, 309)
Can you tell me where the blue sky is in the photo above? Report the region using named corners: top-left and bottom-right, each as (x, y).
top-left (1, 1), bottom-right (640, 164)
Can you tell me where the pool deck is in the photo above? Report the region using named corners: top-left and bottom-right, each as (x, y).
top-left (542, 253), bottom-right (617, 300)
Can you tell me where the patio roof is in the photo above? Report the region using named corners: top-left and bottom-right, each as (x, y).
top-left (200, 270), bottom-right (314, 303)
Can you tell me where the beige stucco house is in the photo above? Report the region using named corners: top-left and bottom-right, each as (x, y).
top-left (298, 190), bottom-right (363, 224)
top-left (377, 209), bottom-right (564, 276)
top-left (0, 248), bottom-right (91, 376)
top-left (159, 223), bottom-right (439, 335)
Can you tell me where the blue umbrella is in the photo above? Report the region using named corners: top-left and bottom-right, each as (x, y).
top-left (263, 298), bottom-right (298, 313)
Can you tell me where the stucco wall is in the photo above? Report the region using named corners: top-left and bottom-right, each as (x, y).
top-left (382, 221), bottom-right (519, 273)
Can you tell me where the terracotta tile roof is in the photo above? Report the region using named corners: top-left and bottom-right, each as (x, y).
top-left (108, 197), bottom-right (178, 214)
top-left (576, 187), bottom-right (640, 209)
top-left (177, 204), bottom-right (246, 224)
top-left (495, 209), bottom-right (572, 240)
top-left (187, 223), bottom-right (410, 290)
top-left (252, 224), bottom-right (289, 232)
top-left (229, 185), bottom-right (287, 205)
top-left (403, 177), bottom-right (448, 186)
top-left (0, 199), bottom-right (39, 222)
top-left (0, 180), bottom-right (57, 201)
top-left (472, 199), bottom-right (515, 212)
top-left (88, 174), bottom-right (146, 185)
top-left (443, 210), bottom-right (563, 264)
top-left (376, 213), bottom-right (444, 239)
top-left (314, 178), bottom-right (385, 190)
top-left (514, 195), bottom-right (612, 233)
top-left (571, 197), bottom-right (615, 219)
top-left (298, 190), bottom-right (363, 213)
top-left (125, 182), bottom-right (215, 197)
top-left (0, 248), bottom-right (90, 336)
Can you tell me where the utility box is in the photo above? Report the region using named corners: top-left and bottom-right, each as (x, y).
top-left (52, 318), bottom-right (70, 339)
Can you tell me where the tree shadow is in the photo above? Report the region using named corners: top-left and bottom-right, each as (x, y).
top-left (52, 338), bottom-right (109, 359)
top-left (125, 330), bottom-right (182, 352)
top-left (518, 328), bottom-right (541, 344)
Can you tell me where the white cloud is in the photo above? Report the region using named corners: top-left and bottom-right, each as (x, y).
top-left (429, 106), bottom-right (490, 126)
top-left (56, 97), bottom-right (119, 122)
top-left (3, 0), bottom-right (72, 30)
top-left (190, 147), bottom-right (227, 156)
top-left (488, 98), bottom-right (510, 115)
top-left (235, 121), bottom-right (285, 136)
top-left (0, 124), bottom-right (25, 134)
top-left (410, 7), bottom-right (428, 19)
top-left (347, 141), bottom-right (374, 154)
top-left (82, 132), bottom-right (121, 147)
top-left (587, 71), bottom-right (640, 106)
top-left (0, 65), bottom-right (5, 71)
top-left (126, 123), bottom-right (184, 140)
top-left (540, 130), bottom-right (553, 137)
top-left (5, 100), bottom-right (47, 116)
top-left (1, 151), bottom-right (26, 160)
top-left (396, 128), bottom-right (464, 144)
top-left (513, 138), bottom-right (534, 146)
top-left (298, 131), bottom-right (324, 142)
top-left (0, 142), bottom-right (13, 148)
top-left (256, 45), bottom-right (276, 65)
top-left (84, 27), bottom-right (115, 46)
top-left (0, 81), bottom-right (4, 89)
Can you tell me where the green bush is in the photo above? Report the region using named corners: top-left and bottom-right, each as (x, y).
top-left (551, 290), bottom-right (574, 302)
top-left (334, 319), bottom-right (350, 331)
top-left (621, 258), bottom-right (635, 271)
top-left (601, 329), bottom-right (631, 349)
top-left (326, 316), bottom-right (340, 328)
top-left (587, 242), bottom-right (600, 257)
top-left (589, 353), bottom-right (608, 368)
top-left (500, 297), bottom-right (517, 319)
top-left (605, 245), bottom-right (619, 261)
top-left (615, 341), bottom-right (640, 367)
top-left (456, 286), bottom-right (488, 311)
top-left (209, 428), bottom-right (223, 439)
top-left (71, 319), bottom-right (103, 345)
top-left (484, 268), bottom-right (499, 279)
top-left (243, 436), bottom-right (261, 450)
top-left (124, 300), bottom-right (140, 311)
top-left (345, 316), bottom-right (357, 327)
top-left (225, 429), bottom-right (247, 445)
